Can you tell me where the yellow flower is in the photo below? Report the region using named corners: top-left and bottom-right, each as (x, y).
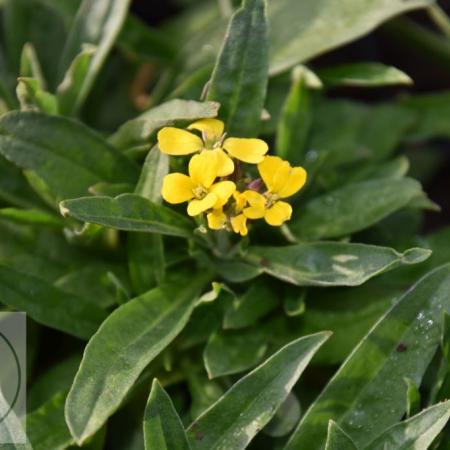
top-left (157, 118), bottom-right (268, 177)
top-left (243, 156), bottom-right (307, 226)
top-left (229, 191), bottom-right (249, 236)
top-left (207, 208), bottom-right (227, 230)
top-left (161, 152), bottom-right (236, 216)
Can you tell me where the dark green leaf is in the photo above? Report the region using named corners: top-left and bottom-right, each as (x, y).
top-left (187, 332), bottom-right (331, 450)
top-left (263, 393), bottom-right (301, 438)
top-left (65, 272), bottom-right (210, 445)
top-left (143, 380), bottom-right (192, 450)
top-left (0, 207), bottom-right (62, 227)
top-left (290, 178), bottom-right (423, 240)
top-left (207, 0), bottom-right (269, 136)
top-left (246, 243), bottom-right (431, 287)
top-left (0, 111), bottom-right (139, 201)
top-left (325, 421), bottom-right (358, 450)
top-left (60, 194), bottom-right (193, 238)
top-left (285, 264), bottom-right (450, 450)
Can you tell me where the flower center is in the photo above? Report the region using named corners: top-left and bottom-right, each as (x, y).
top-left (264, 192), bottom-right (279, 208)
top-left (193, 185), bottom-right (208, 199)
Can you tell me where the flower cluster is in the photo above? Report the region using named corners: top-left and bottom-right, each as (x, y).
top-left (158, 119), bottom-right (307, 236)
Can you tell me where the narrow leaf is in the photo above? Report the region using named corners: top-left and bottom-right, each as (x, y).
top-left (246, 243), bottom-right (431, 287)
top-left (325, 421), bottom-right (358, 450)
top-left (60, 194), bottom-right (193, 238)
top-left (65, 273), bottom-right (210, 444)
top-left (405, 378), bottom-right (421, 419)
top-left (285, 264), bottom-right (450, 450)
top-left (0, 265), bottom-right (107, 340)
top-left (207, 0), bottom-right (269, 136)
top-left (16, 78), bottom-right (58, 114)
top-left (144, 380), bottom-right (192, 450)
top-left (187, 332), bottom-right (331, 450)
top-left (20, 43), bottom-right (46, 88)
top-left (365, 401), bottom-right (450, 450)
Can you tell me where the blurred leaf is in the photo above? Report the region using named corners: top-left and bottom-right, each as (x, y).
top-left (204, 327), bottom-right (268, 378)
top-left (187, 372), bottom-right (224, 421)
top-left (207, 0), bottom-right (268, 136)
top-left (405, 377), bottom-right (421, 419)
top-left (365, 401), bottom-right (450, 450)
top-left (143, 380), bottom-right (192, 450)
top-left (0, 207), bottom-right (62, 227)
top-left (57, 45), bottom-right (96, 116)
top-left (88, 181), bottom-right (134, 197)
top-left (283, 289), bottom-right (306, 317)
top-left (290, 178), bottom-right (423, 240)
top-left (0, 265), bottom-right (107, 339)
top-left (246, 243), bottom-right (431, 287)
top-left (60, 194), bottom-right (193, 238)
top-left (65, 272), bottom-right (210, 445)
top-left (0, 111), bottom-right (139, 201)
top-left (223, 279), bottom-right (278, 329)
top-left (16, 77), bottom-right (59, 114)
top-left (325, 421), bottom-right (358, 450)
top-left (263, 393), bottom-right (301, 438)
top-left (318, 63), bottom-right (412, 87)
top-left (268, 0), bottom-right (434, 75)
top-left (58, 0), bottom-right (131, 113)
top-left (20, 43), bottom-right (46, 88)
top-left (187, 332), bottom-right (331, 450)
top-left (275, 67), bottom-right (312, 165)
top-left (285, 264), bottom-right (450, 450)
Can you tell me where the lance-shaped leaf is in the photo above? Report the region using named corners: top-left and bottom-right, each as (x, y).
top-left (0, 265), bottom-right (107, 339)
top-left (318, 63), bottom-right (412, 87)
top-left (65, 273), bottom-right (210, 445)
top-left (325, 421), bottom-right (358, 450)
top-left (284, 264), bottom-right (450, 450)
top-left (58, 0), bottom-right (131, 113)
top-left (207, 0), bottom-right (269, 136)
top-left (187, 332), bottom-right (331, 450)
top-left (16, 78), bottom-right (58, 114)
top-left (365, 401), bottom-right (450, 450)
top-left (245, 243), bottom-right (431, 287)
top-left (144, 380), bottom-right (192, 450)
top-left (290, 178), bottom-right (423, 240)
top-left (0, 112), bottom-right (138, 201)
top-left (60, 194), bottom-right (193, 238)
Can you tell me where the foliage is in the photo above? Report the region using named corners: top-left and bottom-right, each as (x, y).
top-left (1, 0), bottom-right (450, 448)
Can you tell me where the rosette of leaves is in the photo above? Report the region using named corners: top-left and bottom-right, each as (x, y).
top-left (2, 0), bottom-right (450, 449)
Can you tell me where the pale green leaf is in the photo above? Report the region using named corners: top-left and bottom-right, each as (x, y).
top-left (325, 421), bottom-right (358, 450)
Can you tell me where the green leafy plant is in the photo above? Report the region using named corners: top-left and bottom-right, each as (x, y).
top-left (1, 0), bottom-right (450, 448)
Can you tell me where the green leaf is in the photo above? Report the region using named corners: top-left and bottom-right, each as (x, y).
top-left (110, 100), bottom-right (220, 150)
top-left (16, 77), bottom-right (59, 114)
top-left (0, 265), bottom-right (107, 339)
top-left (318, 63), bottom-right (412, 87)
top-left (268, 0), bottom-right (434, 75)
top-left (144, 380), bottom-right (192, 450)
top-left (0, 207), bottom-right (62, 227)
top-left (65, 272), bottom-right (210, 445)
top-left (60, 194), bottom-right (193, 238)
top-left (289, 178), bottom-right (423, 240)
top-left (207, 0), bottom-right (269, 136)
top-left (284, 264), bottom-right (450, 450)
top-left (57, 45), bottom-right (96, 116)
top-left (187, 332), bottom-right (331, 450)
top-left (27, 391), bottom-right (74, 450)
top-left (283, 289), bottom-right (306, 317)
top-left (365, 401), bottom-right (450, 450)
top-left (20, 43), bottom-right (46, 88)
top-left (404, 377), bottom-right (421, 419)
top-left (246, 243), bottom-right (431, 287)
top-left (325, 421), bottom-right (358, 450)
top-left (263, 393), bottom-right (301, 438)
top-left (187, 372), bottom-right (224, 421)
top-left (204, 327), bottom-right (268, 378)
top-left (223, 279), bottom-right (278, 329)
top-left (0, 111), bottom-right (139, 201)
top-left (275, 66), bottom-right (312, 165)
top-left (58, 0), bottom-right (131, 113)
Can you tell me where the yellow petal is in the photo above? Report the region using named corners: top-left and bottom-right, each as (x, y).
top-left (231, 214), bottom-right (248, 236)
top-left (187, 119), bottom-right (224, 142)
top-left (207, 209), bottom-right (227, 230)
top-left (157, 127), bottom-right (203, 155)
top-left (233, 191), bottom-right (247, 212)
top-left (210, 181), bottom-right (236, 208)
top-left (187, 192), bottom-right (218, 216)
top-left (188, 152), bottom-right (219, 189)
top-left (265, 201), bottom-right (292, 226)
top-left (258, 156), bottom-right (290, 193)
top-left (161, 173), bottom-right (195, 204)
top-left (242, 190), bottom-right (266, 219)
top-left (223, 138), bottom-right (268, 164)
top-left (277, 166), bottom-right (308, 198)
top-left (212, 148), bottom-right (234, 177)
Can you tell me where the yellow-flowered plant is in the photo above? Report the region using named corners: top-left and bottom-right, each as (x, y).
top-left (158, 118), bottom-right (307, 236)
